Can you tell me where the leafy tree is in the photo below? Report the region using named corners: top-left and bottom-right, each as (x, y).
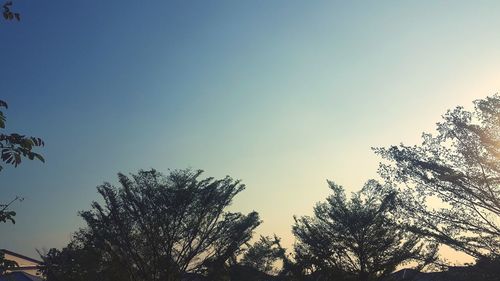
top-left (0, 100), bottom-right (44, 274)
top-left (202, 212), bottom-right (261, 281)
top-left (1, 8), bottom-right (42, 276)
top-left (0, 197), bottom-right (24, 276)
top-left (293, 180), bottom-right (437, 281)
top-left (375, 94), bottom-right (500, 260)
top-left (1, 96), bottom-right (43, 272)
top-left (40, 229), bottom-right (132, 281)
top-left (240, 235), bottom-right (286, 275)
top-left (42, 169), bottom-right (261, 281)
top-left (0, 196), bottom-right (23, 224)
top-left (0, 100), bottom-right (44, 172)
top-left (278, 250), bottom-right (309, 281)
top-left (463, 256), bottom-right (500, 281)
top-left (2, 1), bottom-right (20, 21)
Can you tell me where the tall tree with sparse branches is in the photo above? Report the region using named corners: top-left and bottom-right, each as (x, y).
top-left (375, 94), bottom-right (500, 260)
top-left (293, 180), bottom-right (437, 281)
top-left (42, 169), bottom-right (261, 281)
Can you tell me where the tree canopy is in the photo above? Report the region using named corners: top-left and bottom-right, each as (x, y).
top-left (240, 235), bottom-right (286, 275)
top-left (2, 1), bottom-right (20, 21)
top-left (375, 94), bottom-right (500, 259)
top-left (293, 180), bottom-right (437, 281)
top-left (1, 99), bottom-right (44, 276)
top-left (42, 169), bottom-right (261, 281)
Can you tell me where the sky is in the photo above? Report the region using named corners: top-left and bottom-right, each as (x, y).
top-left (1, 0), bottom-right (500, 264)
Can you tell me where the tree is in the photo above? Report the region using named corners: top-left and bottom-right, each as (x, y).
top-left (202, 212), bottom-right (261, 281)
top-left (42, 169), bottom-right (261, 281)
top-left (240, 235), bottom-right (286, 275)
top-left (40, 229), bottom-right (132, 281)
top-left (2, 1), bottom-right (20, 21)
top-left (0, 196), bottom-right (22, 224)
top-left (1, 99), bottom-right (44, 276)
top-left (293, 180), bottom-right (437, 281)
top-left (375, 94), bottom-right (500, 260)
top-left (0, 100), bottom-right (44, 172)
top-left (0, 198), bottom-right (23, 275)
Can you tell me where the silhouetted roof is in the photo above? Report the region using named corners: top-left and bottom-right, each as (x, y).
top-left (0, 249), bottom-right (42, 264)
top-left (0, 272), bottom-right (43, 281)
top-left (389, 268), bottom-right (475, 281)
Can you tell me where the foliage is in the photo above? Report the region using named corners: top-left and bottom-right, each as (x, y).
top-left (375, 94), bottom-right (500, 259)
top-left (0, 100), bottom-right (44, 274)
top-left (42, 169), bottom-right (261, 281)
top-left (465, 255), bottom-right (500, 281)
top-left (0, 197), bottom-right (23, 275)
top-left (228, 264), bottom-right (280, 281)
top-left (2, 1), bottom-right (20, 21)
top-left (0, 100), bottom-right (44, 172)
top-left (278, 252), bottom-right (309, 281)
top-left (293, 180), bottom-right (437, 281)
top-left (202, 211), bottom-right (261, 281)
top-left (240, 235), bottom-right (286, 275)
top-left (0, 196), bottom-right (23, 224)
top-left (40, 229), bottom-right (131, 281)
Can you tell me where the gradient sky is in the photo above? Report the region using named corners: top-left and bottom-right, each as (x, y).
top-left (1, 0), bottom-right (500, 264)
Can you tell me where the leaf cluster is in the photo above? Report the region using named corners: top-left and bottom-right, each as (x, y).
top-left (0, 100), bottom-right (44, 172)
top-left (2, 1), bottom-right (20, 21)
top-left (241, 235), bottom-right (286, 275)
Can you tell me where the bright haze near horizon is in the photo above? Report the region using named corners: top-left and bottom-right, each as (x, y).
top-left (1, 0), bottom-right (499, 264)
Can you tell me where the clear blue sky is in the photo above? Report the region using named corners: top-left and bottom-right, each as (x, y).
top-left (1, 0), bottom-right (499, 263)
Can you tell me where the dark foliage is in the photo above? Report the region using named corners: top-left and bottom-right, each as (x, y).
top-left (0, 99), bottom-right (44, 274)
top-left (2, 1), bottom-right (20, 21)
top-left (293, 180), bottom-right (437, 281)
top-left (41, 169), bottom-right (261, 281)
top-left (0, 196), bottom-right (23, 224)
top-left (0, 100), bottom-right (44, 172)
top-left (375, 94), bottom-right (500, 259)
top-left (241, 235), bottom-right (286, 275)
top-left (41, 229), bottom-right (131, 281)
top-left (465, 255), bottom-right (500, 281)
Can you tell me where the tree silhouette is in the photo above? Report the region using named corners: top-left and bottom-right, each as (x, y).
top-left (293, 180), bottom-right (437, 281)
top-left (240, 235), bottom-right (286, 275)
top-left (0, 100), bottom-right (44, 172)
top-left (42, 169), bottom-right (261, 281)
top-left (201, 213), bottom-right (261, 281)
top-left (41, 229), bottom-right (132, 281)
top-left (0, 197), bottom-right (22, 275)
top-left (1, 99), bottom-right (43, 276)
top-left (2, 1), bottom-right (20, 21)
top-left (375, 94), bottom-right (500, 260)
top-left (0, 196), bottom-right (23, 224)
